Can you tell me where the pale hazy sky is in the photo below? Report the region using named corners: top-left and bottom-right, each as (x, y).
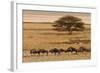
top-left (23, 10), bottom-right (91, 24)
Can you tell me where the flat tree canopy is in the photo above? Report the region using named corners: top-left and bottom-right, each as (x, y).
top-left (53, 16), bottom-right (85, 34)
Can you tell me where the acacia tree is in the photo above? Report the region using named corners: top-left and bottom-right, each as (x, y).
top-left (53, 16), bottom-right (85, 34)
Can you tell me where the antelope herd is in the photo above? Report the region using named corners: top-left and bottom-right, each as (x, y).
top-left (29, 46), bottom-right (91, 56)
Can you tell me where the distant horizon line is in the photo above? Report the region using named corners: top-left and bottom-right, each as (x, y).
top-left (23, 22), bottom-right (90, 25)
top-left (23, 22), bottom-right (54, 24)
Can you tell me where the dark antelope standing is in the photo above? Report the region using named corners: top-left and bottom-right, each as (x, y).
top-left (39, 49), bottom-right (48, 55)
top-left (59, 48), bottom-right (65, 53)
top-left (65, 47), bottom-right (77, 54)
top-left (30, 49), bottom-right (40, 55)
top-left (30, 49), bottom-right (48, 56)
top-left (49, 48), bottom-right (61, 55)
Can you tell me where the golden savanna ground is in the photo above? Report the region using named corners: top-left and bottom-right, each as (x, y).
top-left (23, 22), bottom-right (91, 62)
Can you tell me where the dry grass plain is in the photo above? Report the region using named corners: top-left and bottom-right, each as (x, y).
top-left (23, 22), bottom-right (91, 62)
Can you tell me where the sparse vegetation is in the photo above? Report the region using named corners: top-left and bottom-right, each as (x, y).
top-left (23, 11), bottom-right (91, 63)
top-left (23, 22), bottom-right (91, 62)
